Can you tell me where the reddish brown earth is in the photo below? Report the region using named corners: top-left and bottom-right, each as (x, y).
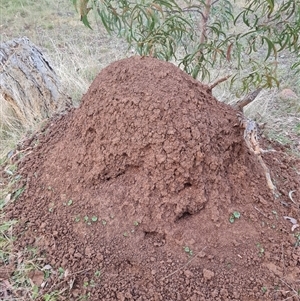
top-left (4, 56), bottom-right (300, 300)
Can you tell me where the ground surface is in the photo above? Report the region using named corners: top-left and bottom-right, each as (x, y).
top-left (3, 56), bottom-right (300, 300)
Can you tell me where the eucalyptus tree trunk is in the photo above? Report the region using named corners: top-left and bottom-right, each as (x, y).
top-left (0, 37), bottom-right (71, 129)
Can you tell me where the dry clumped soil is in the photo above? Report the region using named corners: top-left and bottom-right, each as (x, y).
top-left (5, 56), bottom-right (300, 300)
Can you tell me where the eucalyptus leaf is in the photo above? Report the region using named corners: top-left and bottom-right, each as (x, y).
top-left (72, 0), bottom-right (300, 93)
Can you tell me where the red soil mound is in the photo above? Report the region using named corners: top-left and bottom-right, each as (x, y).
top-left (6, 56), bottom-right (300, 300)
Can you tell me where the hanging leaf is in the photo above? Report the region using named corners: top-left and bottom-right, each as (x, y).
top-left (70, 0), bottom-right (300, 92)
top-left (81, 14), bottom-right (92, 29)
top-left (261, 36), bottom-right (277, 61)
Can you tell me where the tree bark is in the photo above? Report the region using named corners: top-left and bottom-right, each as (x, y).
top-left (0, 37), bottom-right (71, 129)
top-left (233, 88), bottom-right (262, 112)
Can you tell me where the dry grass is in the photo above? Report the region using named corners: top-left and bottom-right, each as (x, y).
top-left (0, 0), bottom-right (128, 157)
top-left (0, 0), bottom-right (128, 87)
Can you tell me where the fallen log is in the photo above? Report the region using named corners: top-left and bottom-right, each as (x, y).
top-left (0, 37), bottom-right (71, 129)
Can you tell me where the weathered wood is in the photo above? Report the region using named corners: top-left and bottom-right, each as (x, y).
top-left (0, 37), bottom-right (71, 128)
top-left (233, 88), bottom-right (262, 112)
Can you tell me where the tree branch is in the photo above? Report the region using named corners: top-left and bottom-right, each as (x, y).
top-left (209, 74), bottom-right (231, 90)
top-left (233, 88), bottom-right (262, 112)
top-left (200, 0), bottom-right (212, 46)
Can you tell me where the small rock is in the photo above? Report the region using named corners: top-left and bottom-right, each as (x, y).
top-left (85, 246), bottom-right (93, 257)
top-left (190, 294), bottom-right (199, 301)
top-left (263, 262), bottom-right (283, 277)
top-left (198, 251), bottom-right (206, 258)
top-left (184, 270), bottom-right (194, 278)
top-left (68, 248), bottom-right (75, 256)
top-left (211, 289), bottom-right (219, 297)
top-left (116, 292), bottom-right (125, 301)
top-left (72, 289), bottom-right (81, 297)
top-left (28, 270), bottom-right (44, 286)
top-left (220, 288), bottom-right (228, 297)
top-left (125, 291), bottom-right (132, 298)
top-left (74, 252), bottom-right (82, 259)
top-left (203, 268), bottom-right (214, 281)
top-left (96, 253), bottom-right (104, 261)
top-left (279, 88), bottom-right (298, 100)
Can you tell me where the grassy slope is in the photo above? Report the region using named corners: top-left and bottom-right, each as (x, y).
top-left (0, 0), bottom-right (128, 157)
top-left (1, 0), bottom-right (128, 102)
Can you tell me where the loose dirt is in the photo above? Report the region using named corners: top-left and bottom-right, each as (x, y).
top-left (5, 56), bottom-right (300, 300)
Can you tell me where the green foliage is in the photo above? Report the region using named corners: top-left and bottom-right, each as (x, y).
top-left (183, 246), bottom-right (193, 256)
top-left (91, 216), bottom-right (98, 222)
top-left (229, 211), bottom-right (241, 223)
top-left (73, 0), bottom-right (300, 93)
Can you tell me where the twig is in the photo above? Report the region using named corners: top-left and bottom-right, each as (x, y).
top-left (281, 243), bottom-right (285, 278)
top-left (280, 278), bottom-right (300, 301)
top-left (260, 149), bottom-right (276, 154)
top-left (288, 190), bottom-right (297, 205)
top-left (257, 155), bottom-right (276, 192)
top-left (282, 295), bottom-right (299, 301)
top-left (68, 267), bottom-right (93, 276)
top-left (200, 0), bottom-right (211, 46)
top-left (237, 113), bottom-right (277, 195)
top-left (209, 75), bottom-right (232, 90)
top-left (46, 267), bottom-right (92, 292)
top-left (9, 147), bottom-right (33, 163)
top-left (254, 206), bottom-right (268, 219)
top-left (160, 246), bottom-right (207, 280)
top-left (233, 88), bottom-right (262, 112)
top-left (182, 6), bottom-right (205, 18)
